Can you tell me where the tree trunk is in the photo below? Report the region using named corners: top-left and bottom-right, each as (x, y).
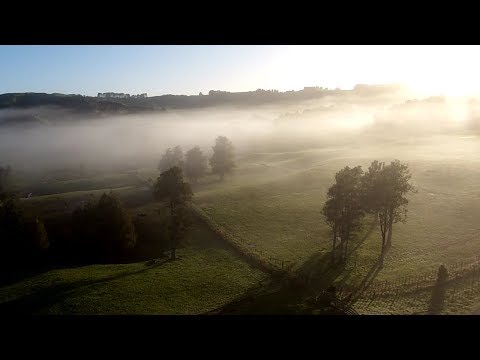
top-left (344, 232), bottom-right (349, 263)
top-left (339, 241), bottom-right (344, 263)
top-left (379, 213), bottom-right (386, 268)
top-left (386, 207), bottom-right (394, 248)
top-left (340, 230), bottom-right (347, 263)
top-left (170, 200), bottom-right (175, 259)
top-left (170, 224), bottom-right (176, 260)
top-left (332, 226), bottom-right (337, 264)
top-left (380, 241), bottom-right (385, 268)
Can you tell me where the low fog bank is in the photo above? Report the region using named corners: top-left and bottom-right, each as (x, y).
top-left (1, 91), bottom-right (479, 175)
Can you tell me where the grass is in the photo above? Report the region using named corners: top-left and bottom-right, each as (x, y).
top-left (191, 134), bottom-right (480, 314)
top-left (7, 133), bottom-right (480, 314)
top-left (20, 186), bottom-right (152, 220)
top-left (19, 172), bottom-right (140, 197)
top-left (0, 216), bottom-right (266, 314)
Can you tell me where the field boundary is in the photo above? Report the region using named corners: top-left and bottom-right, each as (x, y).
top-left (348, 253), bottom-right (480, 313)
top-left (360, 253), bottom-right (480, 297)
top-left (190, 203), bottom-right (291, 275)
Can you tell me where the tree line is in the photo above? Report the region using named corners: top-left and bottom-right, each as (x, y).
top-left (153, 135), bottom-right (236, 259)
top-left (3, 139), bottom-right (415, 279)
top-left (0, 135), bottom-right (237, 271)
top-left (158, 136), bottom-right (235, 182)
top-left (323, 159), bottom-right (416, 267)
top-left (1, 165), bottom-right (50, 270)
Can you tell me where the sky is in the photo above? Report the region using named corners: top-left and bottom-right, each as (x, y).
top-left (1, 45), bottom-right (480, 97)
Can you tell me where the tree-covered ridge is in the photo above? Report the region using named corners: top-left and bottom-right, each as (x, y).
top-left (0, 84), bottom-right (408, 112)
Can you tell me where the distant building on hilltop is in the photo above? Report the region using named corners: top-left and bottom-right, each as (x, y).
top-left (303, 86), bottom-right (325, 92)
top-left (97, 92), bottom-right (147, 98)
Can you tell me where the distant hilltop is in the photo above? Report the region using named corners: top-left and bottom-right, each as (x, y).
top-left (97, 92), bottom-right (148, 99)
top-left (0, 84), bottom-right (414, 127)
top-left (0, 84), bottom-right (410, 115)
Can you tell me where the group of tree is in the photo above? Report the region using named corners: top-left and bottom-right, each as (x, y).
top-left (158, 136), bottom-right (235, 183)
top-left (0, 136), bottom-right (234, 267)
top-left (0, 165), bottom-right (49, 270)
top-left (0, 200), bottom-right (49, 268)
top-left (323, 160), bottom-right (416, 267)
top-left (154, 136), bottom-right (235, 259)
top-left (2, 164), bottom-right (139, 267)
top-left (70, 192), bottom-right (137, 263)
top-left (1, 162), bottom-right (194, 268)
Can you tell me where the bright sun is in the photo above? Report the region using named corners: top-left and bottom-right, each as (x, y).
top-left (266, 45), bottom-right (480, 98)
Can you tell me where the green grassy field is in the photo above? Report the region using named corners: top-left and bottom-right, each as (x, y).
top-left (18, 171), bottom-right (141, 197)
top-left (5, 133), bottom-right (480, 314)
top-left (0, 215), bottom-right (266, 314)
top-left (191, 134), bottom-right (480, 314)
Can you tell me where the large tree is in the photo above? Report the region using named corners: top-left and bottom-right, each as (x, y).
top-left (158, 146), bottom-right (184, 173)
top-left (184, 146), bottom-right (208, 183)
top-left (153, 166), bottom-right (193, 259)
top-left (322, 166), bottom-right (365, 263)
top-left (322, 185), bottom-right (341, 263)
top-left (209, 136), bottom-right (235, 180)
top-left (362, 159), bottom-right (416, 266)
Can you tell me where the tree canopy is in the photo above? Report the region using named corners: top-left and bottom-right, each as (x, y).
top-left (153, 166), bottom-right (193, 212)
top-left (153, 166), bottom-right (193, 259)
top-left (209, 136), bottom-right (235, 180)
top-left (184, 146), bottom-right (208, 183)
top-left (322, 166), bottom-right (365, 263)
top-left (71, 192), bottom-right (136, 261)
top-left (158, 146), bottom-right (185, 173)
top-left (0, 197), bottom-right (49, 268)
top-left (362, 160), bottom-right (416, 264)
top-left (323, 159), bottom-right (415, 265)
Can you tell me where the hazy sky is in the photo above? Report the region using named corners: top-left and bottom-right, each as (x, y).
top-left (1, 45), bottom-right (480, 97)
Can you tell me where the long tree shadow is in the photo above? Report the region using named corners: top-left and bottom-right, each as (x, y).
top-left (296, 219), bottom-right (377, 290)
top-left (350, 219), bottom-right (377, 254)
top-left (349, 257), bottom-right (383, 304)
top-left (0, 258), bottom-right (170, 315)
top-left (214, 251), bottom-right (350, 314)
top-left (297, 251), bottom-right (348, 288)
top-left (209, 219), bottom-right (378, 315)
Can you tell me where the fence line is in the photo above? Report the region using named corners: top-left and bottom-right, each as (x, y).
top-left (191, 202), bottom-right (480, 313)
top-left (349, 253), bottom-right (480, 312)
top-left (190, 203), bottom-right (293, 275)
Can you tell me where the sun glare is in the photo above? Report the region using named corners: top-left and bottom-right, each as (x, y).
top-left (267, 45), bottom-right (480, 98)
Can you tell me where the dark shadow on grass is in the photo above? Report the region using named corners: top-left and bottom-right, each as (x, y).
top-left (0, 264), bottom-right (56, 289)
top-left (205, 220), bottom-right (378, 315)
top-left (0, 258), bottom-right (170, 315)
top-left (297, 251), bottom-right (346, 288)
top-left (213, 251), bottom-right (351, 315)
top-left (349, 257), bottom-right (383, 304)
top-left (350, 219), bottom-right (377, 254)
